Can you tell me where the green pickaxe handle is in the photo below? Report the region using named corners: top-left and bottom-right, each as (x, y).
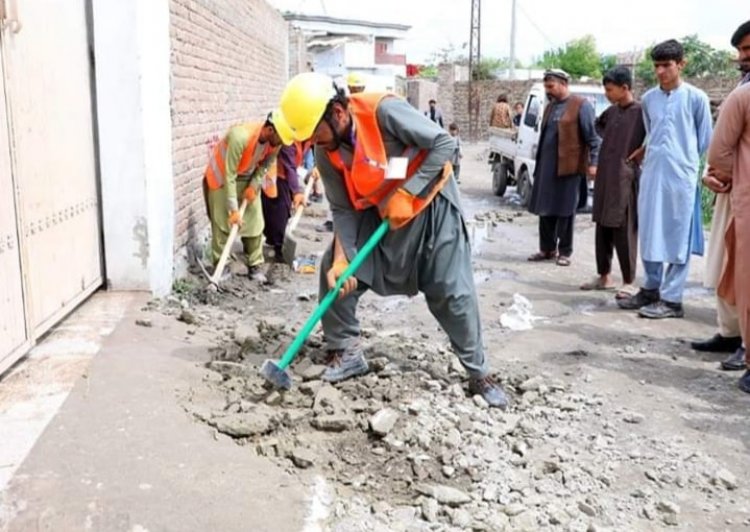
top-left (277, 219), bottom-right (390, 370)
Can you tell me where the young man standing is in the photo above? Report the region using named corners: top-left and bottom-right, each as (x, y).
top-left (580, 66), bottom-right (646, 297)
top-left (706, 21), bottom-right (750, 391)
top-left (618, 39), bottom-right (712, 318)
top-left (424, 99), bottom-right (444, 128)
top-left (692, 19), bottom-right (750, 369)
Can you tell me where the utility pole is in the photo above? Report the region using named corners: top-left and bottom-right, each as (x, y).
top-left (468, 0), bottom-right (481, 140)
top-left (509, 0), bottom-right (517, 80)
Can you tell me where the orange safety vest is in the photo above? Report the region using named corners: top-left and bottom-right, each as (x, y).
top-left (204, 123), bottom-right (277, 194)
top-left (328, 93), bottom-right (451, 226)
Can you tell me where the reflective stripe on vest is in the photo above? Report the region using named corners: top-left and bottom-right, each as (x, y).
top-left (328, 93), bottom-right (432, 213)
top-left (204, 123), bottom-right (263, 190)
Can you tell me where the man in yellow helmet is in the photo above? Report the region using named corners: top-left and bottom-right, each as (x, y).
top-left (346, 72), bottom-right (366, 94)
top-left (203, 110), bottom-right (293, 281)
top-left (278, 73), bottom-right (509, 408)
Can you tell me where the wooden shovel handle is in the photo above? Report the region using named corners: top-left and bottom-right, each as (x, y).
top-left (211, 198), bottom-right (248, 284)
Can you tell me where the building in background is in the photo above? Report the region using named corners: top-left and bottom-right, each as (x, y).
top-left (284, 13), bottom-right (410, 93)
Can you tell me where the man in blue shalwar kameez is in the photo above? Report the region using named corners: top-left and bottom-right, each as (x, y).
top-left (618, 39), bottom-right (713, 319)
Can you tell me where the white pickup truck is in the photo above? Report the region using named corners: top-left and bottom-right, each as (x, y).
top-left (488, 82), bottom-right (610, 206)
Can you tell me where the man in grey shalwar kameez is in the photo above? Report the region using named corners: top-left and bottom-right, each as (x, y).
top-left (528, 69), bottom-right (601, 266)
top-left (277, 73), bottom-right (508, 408)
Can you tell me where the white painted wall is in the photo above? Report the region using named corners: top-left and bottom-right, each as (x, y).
top-left (313, 46), bottom-right (346, 75)
top-left (344, 41), bottom-right (375, 68)
top-left (93, 0), bottom-right (175, 296)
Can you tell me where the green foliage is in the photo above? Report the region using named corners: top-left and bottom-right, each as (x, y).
top-left (172, 278), bottom-right (195, 297)
top-left (636, 34), bottom-right (737, 84)
top-left (599, 54), bottom-right (618, 75)
top-left (472, 57), bottom-right (525, 80)
top-left (537, 35), bottom-right (603, 79)
top-left (418, 65), bottom-right (438, 79)
top-left (701, 185), bottom-right (715, 227)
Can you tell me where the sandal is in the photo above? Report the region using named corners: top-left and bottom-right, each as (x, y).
top-left (528, 251), bottom-right (557, 262)
top-left (580, 277), bottom-right (616, 291)
top-left (556, 256), bottom-right (572, 267)
top-left (615, 284), bottom-right (638, 300)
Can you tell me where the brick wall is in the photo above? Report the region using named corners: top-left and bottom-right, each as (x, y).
top-left (450, 80), bottom-right (534, 140)
top-left (169, 0), bottom-right (288, 255)
top-left (406, 79), bottom-right (438, 113)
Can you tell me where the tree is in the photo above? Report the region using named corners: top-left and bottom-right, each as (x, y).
top-left (472, 57), bottom-right (525, 80)
top-left (636, 34), bottom-right (736, 84)
top-left (599, 54), bottom-right (618, 75)
top-left (537, 35), bottom-right (602, 79)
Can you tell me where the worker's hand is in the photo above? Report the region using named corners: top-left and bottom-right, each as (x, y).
top-left (244, 186), bottom-right (258, 202)
top-left (228, 209), bottom-right (242, 227)
top-left (292, 192), bottom-right (306, 209)
top-left (327, 258), bottom-right (357, 299)
top-left (382, 188), bottom-right (415, 229)
top-left (586, 165), bottom-right (597, 179)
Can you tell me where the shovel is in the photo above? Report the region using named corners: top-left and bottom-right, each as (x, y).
top-left (260, 219), bottom-right (389, 390)
top-left (281, 177), bottom-right (315, 267)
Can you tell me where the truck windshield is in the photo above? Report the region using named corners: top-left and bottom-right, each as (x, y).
top-left (576, 92), bottom-right (610, 116)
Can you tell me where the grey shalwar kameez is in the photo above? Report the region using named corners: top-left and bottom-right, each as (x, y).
top-left (315, 97), bottom-right (488, 378)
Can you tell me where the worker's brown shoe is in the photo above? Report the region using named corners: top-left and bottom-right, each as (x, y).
top-left (248, 265), bottom-right (267, 283)
top-left (321, 347), bottom-right (369, 383)
top-left (469, 375), bottom-right (509, 409)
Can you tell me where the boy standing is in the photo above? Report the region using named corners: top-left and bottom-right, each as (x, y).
top-left (580, 66), bottom-right (646, 297)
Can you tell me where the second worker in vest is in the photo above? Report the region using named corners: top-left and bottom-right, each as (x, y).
top-left (278, 73), bottom-right (509, 408)
top-left (262, 140), bottom-right (310, 262)
top-left (204, 110), bottom-right (293, 281)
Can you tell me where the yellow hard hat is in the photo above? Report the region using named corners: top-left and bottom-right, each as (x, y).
top-left (279, 72), bottom-right (337, 141)
top-left (269, 108), bottom-right (294, 146)
top-left (346, 72), bottom-right (365, 88)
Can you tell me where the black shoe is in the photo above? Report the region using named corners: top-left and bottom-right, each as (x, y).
top-left (738, 370), bottom-right (750, 393)
top-left (638, 300), bottom-right (684, 319)
top-left (248, 265), bottom-right (267, 283)
top-left (691, 333), bottom-right (743, 353)
top-left (617, 288), bottom-right (659, 310)
top-left (310, 193), bottom-right (324, 203)
top-left (721, 347), bottom-right (747, 371)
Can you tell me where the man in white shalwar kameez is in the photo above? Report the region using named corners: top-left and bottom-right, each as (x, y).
top-left (618, 39), bottom-right (713, 319)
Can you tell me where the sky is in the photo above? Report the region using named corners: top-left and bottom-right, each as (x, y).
top-left (268, 0), bottom-right (742, 65)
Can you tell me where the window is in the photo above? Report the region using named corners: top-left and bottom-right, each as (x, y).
top-left (524, 95), bottom-right (540, 128)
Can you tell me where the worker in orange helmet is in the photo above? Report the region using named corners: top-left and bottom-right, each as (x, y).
top-left (277, 73), bottom-right (509, 408)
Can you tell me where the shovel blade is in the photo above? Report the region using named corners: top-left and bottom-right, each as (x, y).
top-left (259, 359), bottom-right (293, 390)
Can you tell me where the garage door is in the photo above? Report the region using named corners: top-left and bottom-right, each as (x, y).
top-left (0, 0), bottom-right (103, 374)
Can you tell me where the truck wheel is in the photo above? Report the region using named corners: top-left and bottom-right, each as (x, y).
top-left (517, 168), bottom-right (532, 207)
top-left (492, 162), bottom-right (508, 197)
